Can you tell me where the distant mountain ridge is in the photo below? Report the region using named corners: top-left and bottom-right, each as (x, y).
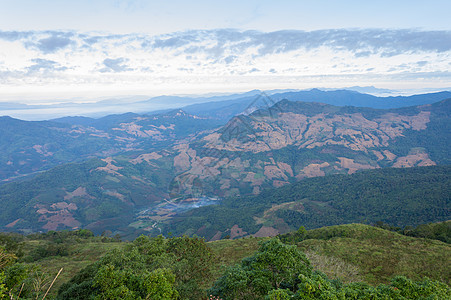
top-left (181, 89), bottom-right (451, 121)
top-left (2, 89), bottom-right (446, 183)
top-left (1, 89), bottom-right (450, 120)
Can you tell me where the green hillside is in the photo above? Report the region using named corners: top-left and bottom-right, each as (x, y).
top-left (166, 165), bottom-right (451, 239)
top-left (280, 224), bottom-right (451, 285)
top-left (1, 223), bottom-right (449, 299)
top-left (0, 109), bottom-right (220, 182)
top-left (1, 99), bottom-right (450, 237)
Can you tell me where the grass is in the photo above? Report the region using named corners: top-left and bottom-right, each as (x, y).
top-left (19, 239), bottom-right (126, 295)
top-left (11, 223), bottom-right (450, 297)
top-left (208, 236), bottom-right (267, 282)
top-left (295, 224), bottom-right (451, 285)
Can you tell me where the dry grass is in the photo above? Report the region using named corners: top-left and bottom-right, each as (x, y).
top-left (305, 250), bottom-right (361, 283)
top-left (297, 224), bottom-right (451, 285)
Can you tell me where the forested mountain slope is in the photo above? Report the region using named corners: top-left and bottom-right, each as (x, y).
top-left (0, 98), bottom-right (449, 235)
top-left (0, 109), bottom-right (220, 182)
top-left (165, 165), bottom-right (451, 239)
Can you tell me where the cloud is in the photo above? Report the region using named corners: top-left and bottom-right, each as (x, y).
top-left (3, 28), bottom-right (451, 58)
top-left (417, 61), bottom-right (428, 67)
top-left (146, 29), bottom-right (451, 58)
top-left (26, 58), bottom-right (67, 73)
top-left (36, 33), bottom-right (74, 53)
top-left (100, 58), bottom-right (133, 72)
top-left (0, 28), bottom-right (450, 99)
top-left (0, 30), bottom-right (34, 41)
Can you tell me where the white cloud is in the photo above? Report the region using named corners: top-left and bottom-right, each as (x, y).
top-left (0, 28), bottom-right (450, 102)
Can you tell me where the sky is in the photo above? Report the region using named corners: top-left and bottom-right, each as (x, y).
top-left (0, 0), bottom-right (450, 103)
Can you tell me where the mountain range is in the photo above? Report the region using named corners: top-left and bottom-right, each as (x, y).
top-left (1, 88), bottom-right (450, 121)
top-left (0, 90), bottom-right (449, 238)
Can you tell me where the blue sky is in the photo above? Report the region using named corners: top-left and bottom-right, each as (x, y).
top-left (2, 0), bottom-right (451, 33)
top-left (0, 0), bottom-right (450, 102)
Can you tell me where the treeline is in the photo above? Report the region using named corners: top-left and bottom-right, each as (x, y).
top-left (279, 221), bottom-right (451, 247)
top-left (373, 220), bottom-right (451, 244)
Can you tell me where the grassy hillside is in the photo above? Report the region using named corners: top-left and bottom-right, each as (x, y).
top-left (280, 224), bottom-right (451, 285)
top-left (1, 223), bottom-right (449, 298)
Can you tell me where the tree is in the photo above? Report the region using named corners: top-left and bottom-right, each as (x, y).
top-left (209, 238), bottom-right (312, 299)
top-left (58, 235), bottom-right (215, 300)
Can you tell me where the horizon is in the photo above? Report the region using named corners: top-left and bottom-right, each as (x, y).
top-left (1, 88), bottom-right (450, 121)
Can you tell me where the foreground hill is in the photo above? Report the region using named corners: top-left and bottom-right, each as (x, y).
top-left (279, 223), bottom-right (450, 285)
top-left (1, 223), bottom-right (449, 298)
top-left (0, 98), bottom-right (450, 235)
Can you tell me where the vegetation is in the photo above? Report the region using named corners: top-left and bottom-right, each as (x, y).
top-left (0, 222), bottom-right (450, 299)
top-left (373, 220), bottom-right (451, 244)
top-left (209, 238), bottom-right (450, 299)
top-left (280, 224), bottom-right (450, 285)
top-left (166, 165), bottom-right (451, 239)
top-left (57, 235), bottom-right (214, 299)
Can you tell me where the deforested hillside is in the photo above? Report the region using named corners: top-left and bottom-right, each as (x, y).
top-left (0, 98), bottom-right (450, 236)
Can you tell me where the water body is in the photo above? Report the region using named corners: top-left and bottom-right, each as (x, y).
top-left (138, 196), bottom-right (221, 216)
top-left (161, 197), bottom-right (221, 213)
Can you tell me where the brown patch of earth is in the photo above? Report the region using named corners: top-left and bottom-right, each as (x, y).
top-left (40, 211), bottom-right (81, 231)
top-left (229, 225), bottom-right (247, 239)
top-left (337, 157), bottom-right (378, 174)
top-left (130, 152), bottom-right (162, 164)
top-left (253, 226), bottom-right (279, 237)
top-left (51, 202), bottom-right (77, 210)
top-left (264, 165), bottom-right (288, 181)
top-left (298, 162), bottom-right (330, 179)
top-left (383, 150), bottom-right (397, 161)
top-left (209, 231), bottom-right (223, 241)
top-left (392, 151), bottom-right (436, 168)
top-left (33, 144), bottom-right (54, 157)
top-left (96, 157), bottom-right (123, 176)
top-left (64, 187), bottom-right (92, 200)
top-left (5, 218), bottom-right (22, 228)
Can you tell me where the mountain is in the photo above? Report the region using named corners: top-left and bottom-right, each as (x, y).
top-left (181, 90), bottom-right (451, 121)
top-left (170, 97), bottom-right (450, 199)
top-left (0, 97), bottom-right (449, 236)
top-left (2, 89), bottom-right (450, 121)
top-left (0, 109), bottom-right (221, 182)
top-left (0, 90), bottom-right (264, 120)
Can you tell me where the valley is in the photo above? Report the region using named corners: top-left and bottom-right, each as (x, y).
top-left (0, 90), bottom-right (449, 238)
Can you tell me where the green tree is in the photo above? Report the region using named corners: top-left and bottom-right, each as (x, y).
top-left (58, 235), bottom-right (215, 300)
top-left (93, 265), bottom-right (178, 300)
top-left (0, 272), bottom-right (7, 299)
top-left (210, 238), bottom-right (312, 299)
